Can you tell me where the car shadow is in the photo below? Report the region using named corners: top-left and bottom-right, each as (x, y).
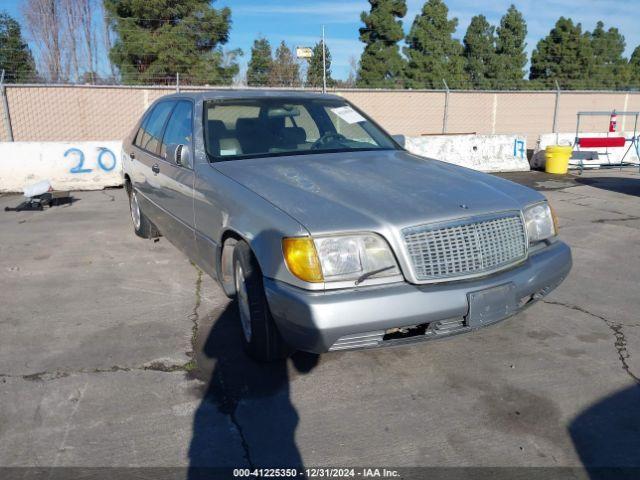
top-left (574, 176), bottom-right (640, 197)
top-left (569, 384), bottom-right (640, 479)
top-left (188, 300), bottom-right (319, 477)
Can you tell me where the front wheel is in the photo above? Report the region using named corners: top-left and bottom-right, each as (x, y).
top-left (233, 241), bottom-right (292, 362)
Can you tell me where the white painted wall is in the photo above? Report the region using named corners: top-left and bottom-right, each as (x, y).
top-left (0, 134), bottom-right (531, 193)
top-left (532, 133), bottom-right (640, 169)
top-left (396, 134), bottom-right (529, 172)
top-left (0, 142), bottom-right (123, 193)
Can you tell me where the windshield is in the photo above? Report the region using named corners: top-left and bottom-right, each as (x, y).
top-left (203, 97), bottom-right (398, 161)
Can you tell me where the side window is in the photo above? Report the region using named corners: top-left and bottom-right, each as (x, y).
top-left (140, 101), bottom-right (174, 154)
top-left (133, 113), bottom-right (149, 147)
top-left (161, 101), bottom-right (193, 159)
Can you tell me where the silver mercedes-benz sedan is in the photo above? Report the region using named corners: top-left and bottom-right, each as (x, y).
top-left (122, 90), bottom-right (572, 361)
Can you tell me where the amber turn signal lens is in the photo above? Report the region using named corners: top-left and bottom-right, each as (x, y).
top-left (282, 237), bottom-right (323, 283)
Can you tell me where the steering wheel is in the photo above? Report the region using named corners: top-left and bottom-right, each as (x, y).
top-left (310, 132), bottom-right (348, 150)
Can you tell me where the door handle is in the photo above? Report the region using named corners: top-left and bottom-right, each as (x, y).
top-left (129, 152), bottom-right (135, 160)
top-left (151, 164), bottom-right (160, 175)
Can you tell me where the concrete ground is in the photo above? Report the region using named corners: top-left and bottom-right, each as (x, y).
top-left (1, 169), bottom-right (639, 471)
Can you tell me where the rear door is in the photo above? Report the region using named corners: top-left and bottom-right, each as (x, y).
top-left (130, 100), bottom-right (175, 225)
top-left (154, 100), bottom-right (196, 256)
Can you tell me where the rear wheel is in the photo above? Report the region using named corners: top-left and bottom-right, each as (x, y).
top-left (233, 241), bottom-right (292, 362)
top-left (128, 187), bottom-right (157, 239)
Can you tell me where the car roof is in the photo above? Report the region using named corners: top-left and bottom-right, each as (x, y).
top-left (156, 89), bottom-right (344, 102)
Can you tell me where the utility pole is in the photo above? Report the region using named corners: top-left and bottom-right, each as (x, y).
top-left (552, 80), bottom-right (561, 136)
top-left (322, 25), bottom-right (327, 94)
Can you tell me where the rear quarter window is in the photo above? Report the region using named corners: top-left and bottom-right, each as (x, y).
top-left (138, 101), bottom-right (175, 154)
top-left (133, 114), bottom-right (149, 147)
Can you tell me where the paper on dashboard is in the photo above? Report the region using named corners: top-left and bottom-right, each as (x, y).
top-left (330, 106), bottom-right (366, 124)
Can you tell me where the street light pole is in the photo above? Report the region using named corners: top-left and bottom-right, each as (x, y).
top-left (322, 25), bottom-right (327, 94)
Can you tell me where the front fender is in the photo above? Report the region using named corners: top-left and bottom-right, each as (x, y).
top-left (194, 163), bottom-right (310, 288)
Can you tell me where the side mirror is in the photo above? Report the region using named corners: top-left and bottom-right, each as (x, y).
top-left (166, 143), bottom-right (191, 168)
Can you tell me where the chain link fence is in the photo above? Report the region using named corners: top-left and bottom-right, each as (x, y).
top-left (1, 82), bottom-right (640, 145)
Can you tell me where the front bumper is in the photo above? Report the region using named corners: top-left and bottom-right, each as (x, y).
top-left (264, 240), bottom-right (572, 353)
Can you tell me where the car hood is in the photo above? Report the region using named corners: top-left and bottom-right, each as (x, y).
top-left (212, 150), bottom-right (543, 234)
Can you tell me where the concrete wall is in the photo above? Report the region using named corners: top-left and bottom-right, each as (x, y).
top-left (0, 134), bottom-right (528, 193)
top-left (532, 133), bottom-right (640, 169)
top-left (0, 141), bottom-right (122, 193)
top-left (1, 85), bottom-right (639, 146)
top-left (399, 134), bottom-right (529, 172)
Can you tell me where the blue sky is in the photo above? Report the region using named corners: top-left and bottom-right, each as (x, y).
top-left (2, 0), bottom-right (640, 80)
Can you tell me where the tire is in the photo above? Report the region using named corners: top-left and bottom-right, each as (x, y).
top-left (233, 240), bottom-right (292, 362)
top-left (128, 187), bottom-right (157, 239)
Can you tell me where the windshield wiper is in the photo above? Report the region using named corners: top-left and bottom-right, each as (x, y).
top-left (355, 265), bottom-right (396, 285)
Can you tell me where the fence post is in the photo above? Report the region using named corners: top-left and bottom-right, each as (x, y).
top-left (176, 72), bottom-right (180, 93)
top-left (491, 93), bottom-right (498, 134)
top-left (442, 79), bottom-right (450, 134)
top-left (552, 80), bottom-right (561, 135)
top-left (622, 91), bottom-right (630, 132)
top-left (0, 70), bottom-right (14, 142)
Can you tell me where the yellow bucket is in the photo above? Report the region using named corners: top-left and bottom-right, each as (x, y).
top-left (545, 145), bottom-right (573, 174)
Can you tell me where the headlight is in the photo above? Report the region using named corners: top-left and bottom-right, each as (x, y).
top-left (523, 202), bottom-right (557, 243)
top-left (283, 234), bottom-right (400, 284)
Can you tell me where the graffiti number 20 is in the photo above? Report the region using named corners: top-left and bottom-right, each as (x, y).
top-left (66, 147), bottom-right (117, 174)
top-left (66, 148), bottom-right (92, 173)
top-left (97, 148), bottom-right (116, 172)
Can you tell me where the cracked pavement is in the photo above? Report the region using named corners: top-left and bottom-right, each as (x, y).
top-left (1, 170), bottom-right (639, 469)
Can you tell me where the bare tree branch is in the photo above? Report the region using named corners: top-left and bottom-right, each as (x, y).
top-left (22, 0), bottom-right (65, 81)
top-left (61, 0), bottom-right (80, 81)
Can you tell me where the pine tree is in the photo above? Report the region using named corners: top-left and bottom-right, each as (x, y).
top-left (0, 11), bottom-right (37, 83)
top-left (358, 0), bottom-right (407, 88)
top-left (268, 41), bottom-right (299, 87)
top-left (589, 21), bottom-right (629, 90)
top-left (529, 17), bottom-right (594, 89)
top-left (463, 15), bottom-right (496, 89)
top-left (493, 5), bottom-right (527, 90)
top-left (404, 0), bottom-right (466, 89)
top-left (307, 41), bottom-right (334, 88)
top-left (247, 37), bottom-right (272, 86)
top-left (104, 0), bottom-right (238, 85)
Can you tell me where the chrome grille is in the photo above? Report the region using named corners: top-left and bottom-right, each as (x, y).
top-left (403, 213), bottom-right (527, 282)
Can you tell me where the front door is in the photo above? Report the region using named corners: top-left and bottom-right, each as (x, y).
top-left (154, 100), bottom-right (196, 256)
